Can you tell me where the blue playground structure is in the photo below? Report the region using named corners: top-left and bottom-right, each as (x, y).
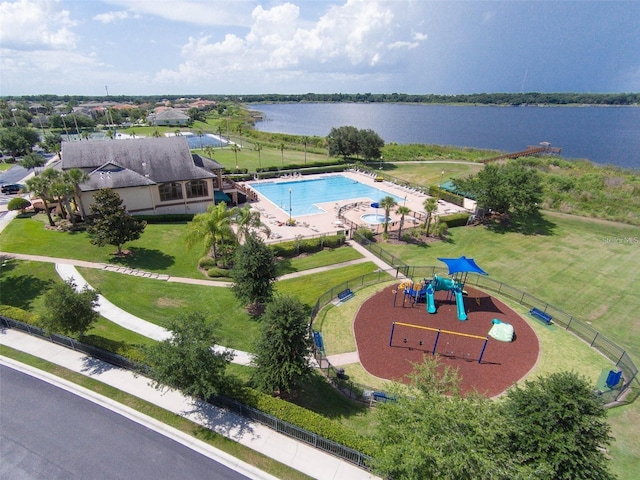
top-left (393, 257), bottom-right (488, 321)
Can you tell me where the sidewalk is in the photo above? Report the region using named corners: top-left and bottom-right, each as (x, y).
top-left (0, 330), bottom-right (379, 480)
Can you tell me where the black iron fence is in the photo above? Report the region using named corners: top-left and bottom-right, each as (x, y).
top-left (0, 315), bottom-right (374, 470)
top-left (310, 261), bottom-right (639, 407)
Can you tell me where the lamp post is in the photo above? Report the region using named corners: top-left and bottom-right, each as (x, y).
top-left (289, 188), bottom-right (292, 223)
top-left (437, 170), bottom-right (444, 202)
top-left (379, 156), bottom-right (383, 170)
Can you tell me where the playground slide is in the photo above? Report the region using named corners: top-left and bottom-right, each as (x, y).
top-left (426, 285), bottom-right (436, 314)
top-left (454, 288), bottom-right (467, 321)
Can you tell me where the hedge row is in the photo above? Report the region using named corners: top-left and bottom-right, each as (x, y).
top-left (427, 185), bottom-right (466, 207)
top-left (134, 213), bottom-right (195, 223)
top-left (270, 234), bottom-right (347, 258)
top-left (233, 386), bottom-right (377, 457)
top-left (439, 212), bottom-right (471, 228)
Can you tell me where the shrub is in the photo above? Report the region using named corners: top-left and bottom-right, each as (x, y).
top-left (135, 214), bottom-right (194, 224)
top-left (7, 197), bottom-right (31, 213)
top-left (0, 305), bottom-right (39, 325)
top-left (355, 226), bottom-right (375, 241)
top-left (232, 386), bottom-right (376, 456)
top-left (439, 212), bottom-right (470, 228)
top-left (207, 267), bottom-right (230, 278)
top-left (198, 256), bottom-right (217, 269)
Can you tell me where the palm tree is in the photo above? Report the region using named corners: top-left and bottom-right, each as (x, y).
top-left (254, 142), bottom-right (263, 169)
top-left (152, 129), bottom-right (161, 138)
top-left (217, 125), bottom-right (224, 147)
top-left (232, 205), bottom-right (270, 243)
top-left (63, 168), bottom-right (89, 222)
top-left (25, 171), bottom-right (56, 226)
top-left (379, 196), bottom-right (397, 235)
top-left (230, 144), bottom-right (240, 170)
top-left (184, 202), bottom-right (235, 265)
top-left (301, 136), bottom-right (309, 164)
top-left (423, 197), bottom-right (438, 237)
top-left (196, 129), bottom-right (204, 149)
top-left (279, 143), bottom-right (285, 167)
top-left (396, 205), bottom-right (411, 240)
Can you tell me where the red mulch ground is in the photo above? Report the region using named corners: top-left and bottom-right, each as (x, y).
top-left (354, 284), bottom-right (539, 397)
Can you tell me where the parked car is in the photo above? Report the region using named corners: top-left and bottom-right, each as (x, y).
top-left (1, 183), bottom-right (24, 194)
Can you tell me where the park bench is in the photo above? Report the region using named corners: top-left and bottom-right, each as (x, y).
top-left (529, 307), bottom-right (553, 325)
top-left (337, 288), bottom-right (354, 302)
top-left (312, 331), bottom-right (325, 353)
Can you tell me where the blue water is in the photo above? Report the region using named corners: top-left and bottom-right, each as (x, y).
top-left (253, 103), bottom-right (640, 169)
top-left (248, 175), bottom-right (404, 216)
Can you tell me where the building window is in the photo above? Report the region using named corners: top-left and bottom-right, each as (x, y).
top-left (159, 182), bottom-right (183, 201)
top-left (186, 180), bottom-right (209, 198)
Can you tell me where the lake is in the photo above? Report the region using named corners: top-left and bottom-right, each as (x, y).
top-left (253, 103), bottom-right (640, 169)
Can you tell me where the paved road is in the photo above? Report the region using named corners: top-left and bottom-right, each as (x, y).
top-left (0, 365), bottom-right (251, 480)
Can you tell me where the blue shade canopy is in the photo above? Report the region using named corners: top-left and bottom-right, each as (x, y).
top-left (437, 256), bottom-right (488, 275)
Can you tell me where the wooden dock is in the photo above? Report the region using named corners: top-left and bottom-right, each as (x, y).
top-left (481, 143), bottom-right (562, 163)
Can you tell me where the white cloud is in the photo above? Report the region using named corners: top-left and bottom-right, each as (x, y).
top-left (93, 10), bottom-right (139, 24)
top-left (154, 0), bottom-right (427, 87)
top-left (101, 0), bottom-right (252, 27)
top-left (0, 0), bottom-right (78, 49)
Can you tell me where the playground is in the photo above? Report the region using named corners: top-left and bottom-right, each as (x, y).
top-left (353, 259), bottom-right (540, 397)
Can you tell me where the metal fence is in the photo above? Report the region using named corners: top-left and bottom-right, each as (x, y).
top-left (310, 260), bottom-right (639, 407)
top-left (0, 315), bottom-right (374, 470)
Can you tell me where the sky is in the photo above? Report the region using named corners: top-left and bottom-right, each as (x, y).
top-left (1, 0), bottom-right (639, 96)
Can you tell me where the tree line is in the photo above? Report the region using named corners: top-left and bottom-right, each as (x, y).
top-left (4, 92), bottom-right (639, 106)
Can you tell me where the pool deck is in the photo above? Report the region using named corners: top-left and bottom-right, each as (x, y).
top-left (240, 171), bottom-right (471, 242)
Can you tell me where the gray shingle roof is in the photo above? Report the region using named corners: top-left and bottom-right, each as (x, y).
top-left (61, 137), bottom-right (221, 191)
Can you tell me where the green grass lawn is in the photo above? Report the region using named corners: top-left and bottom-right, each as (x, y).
top-left (0, 215), bottom-right (204, 279)
top-left (77, 267), bottom-right (257, 351)
top-left (379, 161), bottom-right (484, 187)
top-left (275, 262), bottom-right (390, 307)
top-left (369, 211), bottom-right (640, 479)
top-left (276, 246), bottom-right (363, 275)
top-left (3, 205), bottom-right (639, 478)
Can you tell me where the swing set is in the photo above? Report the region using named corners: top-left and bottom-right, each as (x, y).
top-left (388, 321), bottom-right (489, 364)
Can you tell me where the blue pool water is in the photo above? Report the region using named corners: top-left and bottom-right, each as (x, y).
top-left (248, 175), bottom-right (404, 216)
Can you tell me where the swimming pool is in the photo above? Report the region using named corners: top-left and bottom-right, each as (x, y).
top-left (248, 175), bottom-right (404, 217)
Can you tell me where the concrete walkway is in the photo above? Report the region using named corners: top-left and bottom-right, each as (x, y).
top-left (0, 203), bottom-right (393, 479)
top-left (0, 331), bottom-right (379, 480)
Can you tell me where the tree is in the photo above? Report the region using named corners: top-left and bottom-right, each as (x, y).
top-left (0, 129), bottom-right (32, 157)
top-left (184, 202), bottom-right (235, 265)
top-left (374, 356), bottom-right (528, 480)
top-left (230, 143), bottom-right (240, 169)
top-left (87, 189), bottom-right (146, 256)
top-left (60, 168), bottom-right (89, 226)
top-left (41, 133), bottom-right (61, 154)
top-left (358, 128), bottom-right (385, 160)
top-left (499, 371), bottom-right (615, 480)
top-left (232, 205), bottom-right (269, 244)
top-left (231, 232), bottom-right (277, 313)
top-left (25, 170), bottom-right (57, 227)
top-left (454, 162), bottom-right (543, 218)
top-left (254, 142), bottom-right (263, 169)
top-left (7, 197), bottom-right (31, 214)
top-left (251, 295), bottom-right (313, 395)
top-left (145, 312), bottom-right (234, 399)
top-left (301, 135), bottom-right (309, 164)
top-left (18, 152), bottom-right (46, 171)
top-left (395, 205), bottom-right (411, 240)
top-left (379, 196), bottom-right (397, 235)
top-left (279, 142), bottom-right (285, 166)
top-left (40, 279), bottom-right (99, 336)
top-left (326, 125), bottom-right (360, 159)
top-left (423, 197), bottom-right (438, 236)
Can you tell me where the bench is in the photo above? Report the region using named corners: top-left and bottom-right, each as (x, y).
top-left (337, 288), bottom-right (354, 302)
top-left (312, 331), bottom-right (324, 352)
top-left (530, 307), bottom-right (553, 325)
